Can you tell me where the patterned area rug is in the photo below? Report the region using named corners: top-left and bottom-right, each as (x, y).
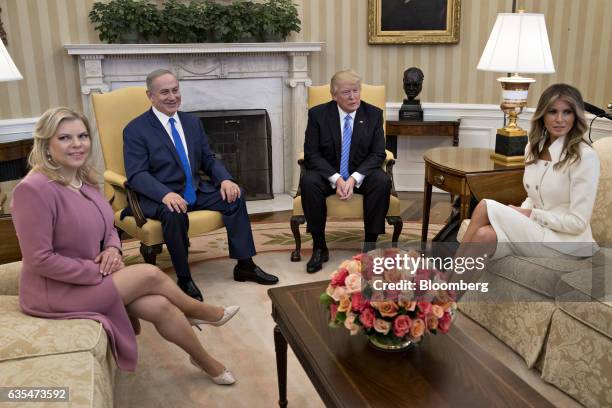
top-left (123, 220), bottom-right (442, 269)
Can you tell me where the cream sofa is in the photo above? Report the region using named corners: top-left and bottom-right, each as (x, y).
top-left (457, 137), bottom-right (612, 407)
top-left (0, 261), bottom-right (116, 408)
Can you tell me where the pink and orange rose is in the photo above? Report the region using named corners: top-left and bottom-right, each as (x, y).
top-left (322, 251), bottom-right (455, 346)
top-left (359, 307), bottom-right (376, 329)
top-left (392, 315), bottom-right (412, 337)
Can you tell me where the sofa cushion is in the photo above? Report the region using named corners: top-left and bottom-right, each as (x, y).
top-left (459, 271), bottom-right (556, 368)
top-left (591, 137), bottom-right (612, 244)
top-left (0, 296), bottom-right (107, 363)
top-left (0, 261), bottom-right (21, 296)
top-left (0, 351), bottom-right (114, 408)
top-left (555, 264), bottom-right (612, 339)
top-left (542, 310), bottom-right (612, 408)
top-left (488, 255), bottom-right (592, 298)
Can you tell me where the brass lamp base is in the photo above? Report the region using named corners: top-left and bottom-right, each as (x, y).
top-left (491, 126), bottom-right (527, 167)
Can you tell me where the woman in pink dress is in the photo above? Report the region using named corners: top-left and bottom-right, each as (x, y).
top-left (11, 107), bottom-right (237, 385)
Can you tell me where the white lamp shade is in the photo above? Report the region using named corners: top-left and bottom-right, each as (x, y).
top-left (477, 13), bottom-right (555, 74)
top-left (0, 40), bottom-right (22, 82)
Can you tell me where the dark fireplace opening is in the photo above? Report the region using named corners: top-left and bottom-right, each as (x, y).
top-left (189, 109), bottom-right (273, 201)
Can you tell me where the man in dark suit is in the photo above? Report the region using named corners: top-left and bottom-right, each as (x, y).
top-left (123, 69), bottom-right (278, 301)
top-left (301, 69), bottom-right (391, 273)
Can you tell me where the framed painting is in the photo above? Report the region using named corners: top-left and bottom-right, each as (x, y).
top-left (368, 0), bottom-right (461, 44)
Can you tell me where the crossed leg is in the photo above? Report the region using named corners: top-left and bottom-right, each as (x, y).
top-left (456, 200), bottom-right (497, 256)
top-left (111, 264), bottom-right (228, 376)
top-left (450, 200), bottom-right (497, 298)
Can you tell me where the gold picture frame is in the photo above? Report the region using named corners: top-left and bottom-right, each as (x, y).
top-left (368, 0), bottom-right (461, 44)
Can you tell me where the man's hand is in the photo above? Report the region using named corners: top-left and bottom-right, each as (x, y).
top-left (95, 247), bottom-right (124, 276)
top-left (162, 192), bottom-right (188, 213)
top-left (509, 205), bottom-right (532, 218)
top-left (220, 180), bottom-right (241, 203)
top-left (336, 177), bottom-right (355, 200)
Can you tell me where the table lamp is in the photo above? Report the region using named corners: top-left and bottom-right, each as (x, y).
top-left (0, 39), bottom-right (22, 82)
top-left (0, 38), bottom-right (22, 213)
top-left (477, 12), bottom-right (555, 166)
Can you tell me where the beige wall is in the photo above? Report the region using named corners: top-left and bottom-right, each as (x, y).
top-left (0, 0), bottom-right (610, 119)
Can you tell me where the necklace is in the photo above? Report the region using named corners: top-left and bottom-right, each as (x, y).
top-left (68, 178), bottom-right (83, 189)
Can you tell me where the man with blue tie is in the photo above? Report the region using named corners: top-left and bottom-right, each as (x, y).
top-left (301, 69), bottom-right (391, 273)
top-left (123, 69), bottom-right (278, 301)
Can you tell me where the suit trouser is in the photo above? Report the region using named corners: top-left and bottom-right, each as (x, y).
top-left (300, 168), bottom-right (391, 236)
top-left (155, 188), bottom-right (256, 279)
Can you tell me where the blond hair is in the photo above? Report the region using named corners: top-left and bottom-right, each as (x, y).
top-left (330, 69), bottom-right (361, 95)
top-left (527, 83), bottom-right (588, 170)
top-left (28, 107), bottom-right (98, 185)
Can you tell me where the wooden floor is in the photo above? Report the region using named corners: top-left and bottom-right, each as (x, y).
top-left (250, 191), bottom-right (453, 224)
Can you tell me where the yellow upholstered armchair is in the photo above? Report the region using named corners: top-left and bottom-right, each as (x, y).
top-left (91, 86), bottom-right (223, 264)
top-left (290, 84), bottom-right (402, 261)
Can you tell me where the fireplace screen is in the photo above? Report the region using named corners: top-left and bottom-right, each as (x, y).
top-left (190, 109), bottom-right (273, 201)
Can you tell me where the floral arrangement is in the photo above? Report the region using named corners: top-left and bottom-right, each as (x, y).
top-left (320, 249), bottom-right (456, 348)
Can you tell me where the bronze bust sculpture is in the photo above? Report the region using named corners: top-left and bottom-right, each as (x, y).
top-left (399, 67), bottom-right (424, 120)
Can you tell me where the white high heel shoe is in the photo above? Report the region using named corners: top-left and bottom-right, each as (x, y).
top-left (188, 305), bottom-right (240, 327)
top-left (189, 357), bottom-right (236, 385)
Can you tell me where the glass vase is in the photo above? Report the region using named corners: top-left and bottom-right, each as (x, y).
top-left (368, 336), bottom-right (412, 352)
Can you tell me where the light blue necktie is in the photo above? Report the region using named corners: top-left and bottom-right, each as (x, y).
top-left (340, 115), bottom-right (353, 180)
top-left (168, 118), bottom-right (196, 205)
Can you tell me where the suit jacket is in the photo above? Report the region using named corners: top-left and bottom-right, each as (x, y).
top-left (303, 100), bottom-right (386, 180)
top-left (123, 109), bottom-right (231, 218)
top-left (519, 136), bottom-right (599, 255)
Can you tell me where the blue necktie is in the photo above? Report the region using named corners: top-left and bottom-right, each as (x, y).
top-left (168, 118), bottom-right (196, 205)
top-left (340, 115), bottom-right (353, 180)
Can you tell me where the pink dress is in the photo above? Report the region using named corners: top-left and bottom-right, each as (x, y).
top-left (11, 172), bottom-right (137, 371)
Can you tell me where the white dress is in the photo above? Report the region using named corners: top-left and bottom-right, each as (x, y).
top-left (485, 136), bottom-right (600, 259)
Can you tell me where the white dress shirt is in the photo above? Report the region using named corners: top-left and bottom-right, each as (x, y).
top-left (328, 106), bottom-right (365, 188)
top-left (152, 106), bottom-right (191, 166)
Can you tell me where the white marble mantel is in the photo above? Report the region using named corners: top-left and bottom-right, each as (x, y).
top-left (65, 42), bottom-right (324, 195)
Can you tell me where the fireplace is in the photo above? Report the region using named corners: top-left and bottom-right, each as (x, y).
top-left (65, 42), bottom-right (323, 196)
top-left (191, 109), bottom-right (273, 201)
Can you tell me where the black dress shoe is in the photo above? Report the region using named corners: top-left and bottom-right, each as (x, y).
top-left (177, 278), bottom-right (204, 301)
top-left (233, 263), bottom-right (279, 285)
top-left (307, 249), bottom-right (329, 273)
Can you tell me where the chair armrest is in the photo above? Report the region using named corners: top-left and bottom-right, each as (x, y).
top-left (103, 170), bottom-right (148, 228)
top-left (384, 149), bottom-right (398, 197)
top-left (104, 170), bottom-right (127, 188)
top-left (465, 170), bottom-right (526, 205)
top-left (295, 152), bottom-right (305, 198)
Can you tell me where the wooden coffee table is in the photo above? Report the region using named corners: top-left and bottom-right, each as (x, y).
top-left (269, 281), bottom-right (553, 408)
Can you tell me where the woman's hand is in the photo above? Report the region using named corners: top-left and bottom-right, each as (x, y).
top-left (95, 246), bottom-right (124, 276)
top-left (509, 205), bottom-right (532, 218)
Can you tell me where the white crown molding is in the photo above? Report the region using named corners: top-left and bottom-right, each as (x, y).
top-left (65, 42), bottom-right (325, 56)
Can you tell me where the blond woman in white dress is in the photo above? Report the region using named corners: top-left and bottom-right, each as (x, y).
top-left (459, 83), bottom-right (600, 260)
